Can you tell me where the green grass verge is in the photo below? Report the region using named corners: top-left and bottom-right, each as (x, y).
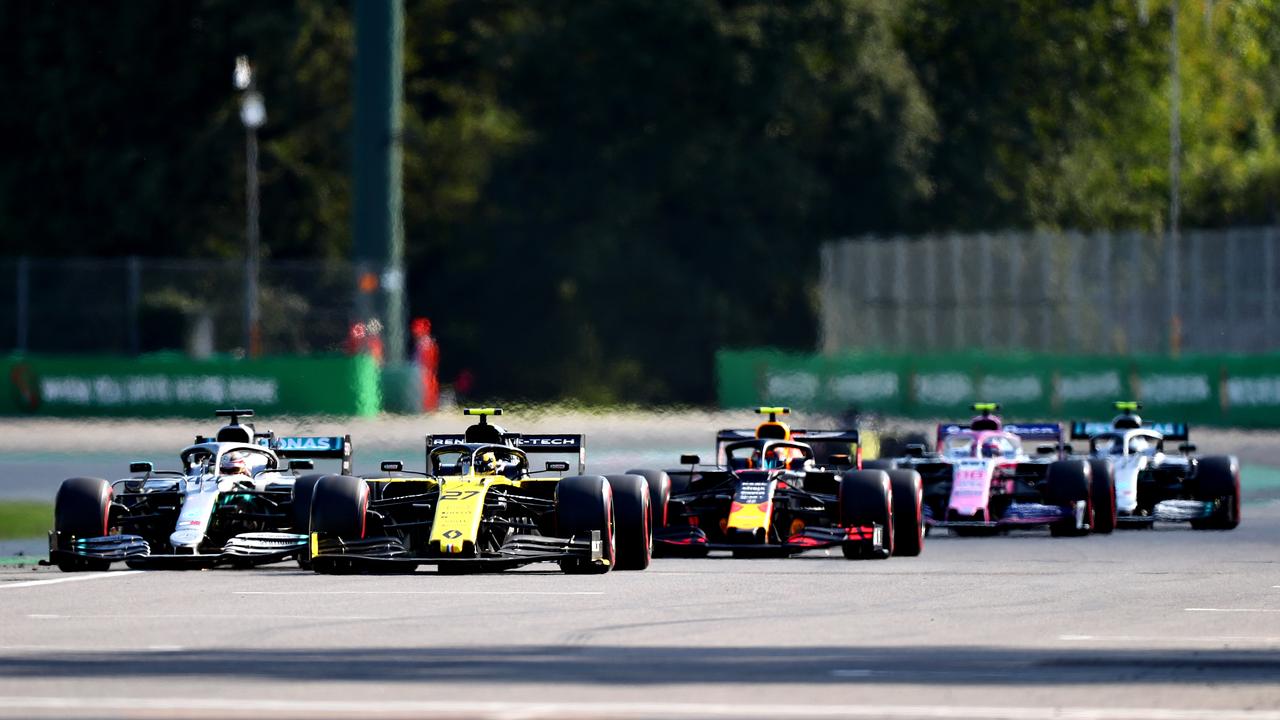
top-left (0, 501), bottom-right (52, 540)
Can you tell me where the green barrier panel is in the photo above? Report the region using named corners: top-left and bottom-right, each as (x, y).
top-left (1, 353), bottom-right (381, 417)
top-left (717, 349), bottom-right (1280, 428)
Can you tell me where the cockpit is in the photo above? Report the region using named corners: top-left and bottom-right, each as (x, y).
top-left (724, 439), bottom-right (812, 471)
top-left (941, 432), bottom-right (1020, 460)
top-left (430, 444), bottom-right (528, 479)
top-left (1091, 431), bottom-right (1161, 457)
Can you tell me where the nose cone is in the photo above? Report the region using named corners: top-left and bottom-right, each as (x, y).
top-left (170, 528), bottom-right (203, 549)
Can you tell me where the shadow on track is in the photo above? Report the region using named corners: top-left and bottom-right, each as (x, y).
top-left (2, 645), bottom-right (1278, 685)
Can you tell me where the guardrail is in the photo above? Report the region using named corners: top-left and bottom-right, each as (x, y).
top-left (0, 354), bottom-right (380, 417)
top-left (718, 349), bottom-right (1280, 427)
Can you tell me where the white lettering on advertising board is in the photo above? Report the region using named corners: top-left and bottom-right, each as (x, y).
top-left (766, 371), bottom-right (819, 401)
top-left (829, 372), bottom-right (898, 402)
top-left (914, 373), bottom-right (973, 405)
top-left (1226, 377), bottom-right (1280, 407)
top-left (36, 374), bottom-right (279, 408)
top-left (978, 375), bottom-right (1042, 402)
top-left (1058, 371), bottom-right (1122, 401)
top-left (1139, 374), bottom-right (1211, 403)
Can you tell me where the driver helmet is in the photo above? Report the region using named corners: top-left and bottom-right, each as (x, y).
top-left (475, 451), bottom-right (498, 474)
top-left (220, 451), bottom-right (251, 476)
top-left (981, 439), bottom-right (1003, 458)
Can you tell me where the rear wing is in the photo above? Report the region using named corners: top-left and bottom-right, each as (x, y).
top-left (937, 422), bottom-right (1061, 448)
top-left (426, 433), bottom-right (586, 474)
top-left (714, 428), bottom-right (860, 466)
top-left (269, 435), bottom-right (353, 475)
top-left (1070, 421), bottom-right (1189, 441)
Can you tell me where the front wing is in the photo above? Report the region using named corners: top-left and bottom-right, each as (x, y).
top-left (309, 531), bottom-right (605, 573)
top-left (47, 531), bottom-right (306, 570)
top-left (653, 524), bottom-right (884, 558)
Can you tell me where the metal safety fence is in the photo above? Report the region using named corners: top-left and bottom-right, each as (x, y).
top-left (819, 229), bottom-right (1280, 356)
top-left (0, 257), bottom-right (361, 357)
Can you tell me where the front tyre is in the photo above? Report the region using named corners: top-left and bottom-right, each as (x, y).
top-left (1047, 460), bottom-right (1092, 538)
top-left (1191, 456), bottom-right (1240, 530)
top-left (625, 469), bottom-right (671, 529)
top-left (53, 477), bottom-right (114, 572)
top-left (557, 475), bottom-right (616, 574)
top-left (1088, 460), bottom-right (1116, 535)
top-left (606, 474), bottom-right (652, 571)
top-left (887, 469), bottom-right (924, 557)
top-left (291, 473), bottom-right (326, 569)
top-left (838, 470), bottom-right (893, 559)
top-left (309, 475), bottom-right (369, 574)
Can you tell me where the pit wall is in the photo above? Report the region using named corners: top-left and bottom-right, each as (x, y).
top-left (0, 354), bottom-right (380, 417)
top-left (717, 350), bottom-right (1280, 427)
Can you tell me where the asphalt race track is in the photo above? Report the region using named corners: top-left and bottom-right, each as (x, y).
top-left (2, 501), bottom-right (1278, 719)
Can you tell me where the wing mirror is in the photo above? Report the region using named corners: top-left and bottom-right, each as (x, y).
top-left (381, 460), bottom-right (404, 473)
top-left (288, 459), bottom-right (314, 471)
top-left (1178, 443), bottom-right (1197, 454)
top-left (129, 461), bottom-right (153, 474)
top-left (828, 453), bottom-right (852, 467)
top-left (1036, 444), bottom-right (1058, 456)
top-left (905, 444), bottom-right (926, 458)
top-left (679, 454), bottom-right (700, 465)
top-left (545, 461), bottom-right (570, 472)
top-left (1063, 443), bottom-right (1074, 455)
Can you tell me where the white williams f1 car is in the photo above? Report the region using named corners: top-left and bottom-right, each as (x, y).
top-left (48, 409), bottom-right (351, 571)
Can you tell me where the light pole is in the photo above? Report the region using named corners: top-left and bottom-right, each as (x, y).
top-left (235, 56), bottom-right (265, 357)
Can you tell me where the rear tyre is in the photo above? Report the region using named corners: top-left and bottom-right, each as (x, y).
top-left (887, 470), bottom-right (924, 557)
top-left (1191, 456), bottom-right (1240, 530)
top-left (863, 459), bottom-right (898, 471)
top-left (53, 477), bottom-right (113, 572)
top-left (1046, 461), bottom-right (1092, 537)
top-left (557, 475), bottom-right (616, 574)
top-left (606, 474), bottom-right (652, 571)
top-left (625, 469), bottom-right (671, 529)
top-left (309, 475), bottom-right (369, 574)
top-left (1088, 460), bottom-right (1116, 534)
top-left (838, 470), bottom-right (893, 559)
top-left (291, 473), bottom-right (325, 569)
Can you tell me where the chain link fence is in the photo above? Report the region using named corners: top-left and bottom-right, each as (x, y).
top-left (0, 257), bottom-right (362, 356)
top-left (819, 228), bottom-right (1280, 355)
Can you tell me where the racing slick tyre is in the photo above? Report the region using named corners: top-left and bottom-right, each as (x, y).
top-left (53, 477), bottom-right (113, 572)
top-left (606, 474), bottom-right (652, 571)
top-left (625, 469), bottom-right (671, 529)
top-left (838, 470), bottom-right (893, 560)
top-left (863, 459), bottom-right (898, 471)
top-left (309, 475), bottom-right (369, 574)
top-left (1191, 456), bottom-right (1241, 530)
top-left (556, 475), bottom-right (616, 574)
top-left (1046, 461), bottom-right (1093, 538)
top-left (887, 470), bottom-right (924, 557)
top-left (1088, 460), bottom-right (1116, 535)
top-left (291, 473), bottom-right (325, 569)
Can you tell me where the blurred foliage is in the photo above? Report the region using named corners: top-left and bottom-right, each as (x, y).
top-left (1, 0), bottom-right (1277, 402)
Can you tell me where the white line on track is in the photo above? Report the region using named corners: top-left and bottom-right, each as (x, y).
top-left (0, 571), bottom-right (140, 590)
top-left (25, 614), bottom-right (379, 621)
top-left (0, 645), bottom-right (183, 652)
top-left (1185, 607), bottom-right (1280, 613)
top-left (1, 697), bottom-right (1278, 720)
top-left (1060, 634), bottom-right (1280, 643)
top-left (234, 590), bottom-right (605, 596)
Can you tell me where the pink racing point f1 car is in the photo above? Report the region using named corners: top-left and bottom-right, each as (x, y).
top-left (869, 404), bottom-right (1112, 537)
top-left (630, 408), bottom-right (924, 560)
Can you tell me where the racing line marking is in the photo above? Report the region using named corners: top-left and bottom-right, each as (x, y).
top-left (1185, 608), bottom-right (1280, 613)
top-left (0, 570), bottom-right (141, 590)
top-left (234, 590), bottom-right (606, 596)
top-left (1, 697), bottom-right (1279, 720)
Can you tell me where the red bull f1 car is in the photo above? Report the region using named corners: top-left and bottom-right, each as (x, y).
top-left (307, 408), bottom-right (653, 574)
top-left (635, 408), bottom-right (924, 559)
top-left (872, 404), bottom-right (1111, 537)
top-left (1069, 402), bottom-right (1239, 530)
top-left (49, 409), bottom-right (350, 571)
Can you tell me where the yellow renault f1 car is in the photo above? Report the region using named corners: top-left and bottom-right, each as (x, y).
top-left (307, 408), bottom-right (653, 574)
